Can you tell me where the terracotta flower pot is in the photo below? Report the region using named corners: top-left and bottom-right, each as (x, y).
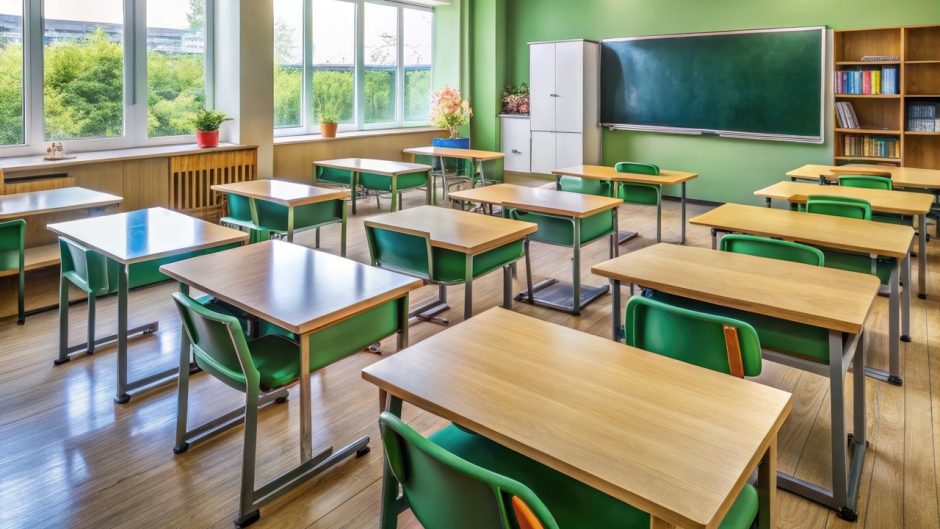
top-left (320, 122), bottom-right (338, 138)
top-left (196, 130), bottom-right (219, 148)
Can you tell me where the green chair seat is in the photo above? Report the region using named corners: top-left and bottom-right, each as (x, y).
top-left (360, 170), bottom-right (429, 193)
top-left (430, 423), bottom-right (759, 529)
top-left (509, 209), bottom-right (613, 247)
top-left (557, 175), bottom-right (611, 197)
top-left (254, 199), bottom-right (342, 233)
top-left (644, 291), bottom-right (830, 363)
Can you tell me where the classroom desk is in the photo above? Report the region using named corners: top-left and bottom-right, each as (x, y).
top-left (449, 183), bottom-right (622, 314)
top-left (551, 164), bottom-right (698, 243)
top-left (363, 307), bottom-right (792, 529)
top-left (786, 163), bottom-right (940, 189)
top-left (211, 179), bottom-right (349, 254)
top-left (312, 158), bottom-right (432, 213)
top-left (48, 207), bottom-right (248, 403)
top-left (689, 203), bottom-right (914, 386)
top-left (364, 205), bottom-right (536, 321)
top-left (591, 243), bottom-right (878, 519)
top-left (0, 187), bottom-right (122, 220)
top-left (755, 180), bottom-right (931, 299)
top-left (160, 240), bottom-right (422, 525)
top-left (402, 146), bottom-right (504, 202)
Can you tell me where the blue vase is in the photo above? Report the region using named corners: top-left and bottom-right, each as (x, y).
top-left (432, 136), bottom-right (470, 173)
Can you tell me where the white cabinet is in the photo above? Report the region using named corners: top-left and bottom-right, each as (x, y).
top-left (528, 39), bottom-right (600, 173)
top-left (500, 115), bottom-right (531, 173)
top-left (531, 131), bottom-right (585, 174)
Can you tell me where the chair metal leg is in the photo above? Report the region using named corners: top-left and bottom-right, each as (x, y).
top-left (16, 268), bottom-right (24, 325)
top-left (174, 329), bottom-right (192, 455)
top-left (236, 388), bottom-right (261, 527)
top-left (86, 295), bottom-right (96, 355)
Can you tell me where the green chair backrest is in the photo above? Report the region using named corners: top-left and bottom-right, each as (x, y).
top-left (379, 412), bottom-right (559, 529)
top-left (615, 161), bottom-right (660, 176)
top-left (615, 162), bottom-right (661, 206)
top-left (838, 174), bottom-right (892, 190)
top-left (557, 175), bottom-right (609, 196)
top-left (58, 238), bottom-right (119, 296)
top-left (0, 219), bottom-right (25, 271)
top-left (172, 291), bottom-right (259, 393)
top-left (226, 194), bottom-right (254, 222)
top-left (624, 296), bottom-right (762, 377)
top-left (719, 234), bottom-right (825, 267)
top-left (365, 225), bottom-right (432, 280)
top-left (806, 195), bottom-right (872, 220)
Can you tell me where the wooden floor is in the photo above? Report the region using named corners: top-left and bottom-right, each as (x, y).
top-left (1, 174), bottom-right (939, 529)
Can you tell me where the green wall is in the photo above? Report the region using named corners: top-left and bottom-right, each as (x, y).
top-left (488, 0), bottom-right (940, 204)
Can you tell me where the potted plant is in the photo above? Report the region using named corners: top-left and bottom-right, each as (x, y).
top-left (313, 80), bottom-right (345, 138)
top-left (429, 85), bottom-right (473, 150)
top-left (192, 109), bottom-right (231, 148)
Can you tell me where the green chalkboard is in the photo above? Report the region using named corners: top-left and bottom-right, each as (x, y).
top-left (600, 27), bottom-right (824, 142)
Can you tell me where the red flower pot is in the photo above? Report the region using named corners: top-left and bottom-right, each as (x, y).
top-left (196, 130), bottom-right (219, 148)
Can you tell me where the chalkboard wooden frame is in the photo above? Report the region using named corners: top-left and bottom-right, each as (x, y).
top-left (600, 26), bottom-right (827, 144)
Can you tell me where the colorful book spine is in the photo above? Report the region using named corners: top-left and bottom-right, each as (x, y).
top-left (835, 67), bottom-right (899, 95)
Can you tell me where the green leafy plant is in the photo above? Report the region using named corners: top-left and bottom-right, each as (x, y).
top-left (191, 108), bottom-right (230, 132)
top-left (313, 74), bottom-right (349, 124)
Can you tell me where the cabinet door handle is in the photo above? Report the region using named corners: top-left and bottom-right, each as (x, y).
top-left (511, 149), bottom-right (522, 154)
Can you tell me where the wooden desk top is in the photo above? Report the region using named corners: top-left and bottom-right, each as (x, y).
top-left (552, 164), bottom-right (698, 185)
top-left (47, 207), bottom-right (248, 265)
top-left (786, 163), bottom-right (940, 189)
top-left (211, 179), bottom-right (349, 207)
top-left (593, 243), bottom-right (879, 334)
top-left (689, 203), bottom-right (914, 259)
top-left (364, 205), bottom-right (537, 255)
top-left (0, 187), bottom-right (122, 220)
top-left (313, 158), bottom-right (432, 175)
top-left (754, 181), bottom-right (933, 215)
top-left (362, 307), bottom-right (793, 529)
top-left (160, 240), bottom-right (423, 335)
top-left (449, 183), bottom-right (622, 218)
top-left (403, 146), bottom-right (505, 161)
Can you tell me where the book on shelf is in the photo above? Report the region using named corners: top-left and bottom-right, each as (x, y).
top-left (860, 55), bottom-right (900, 62)
top-left (835, 101), bottom-right (861, 129)
top-left (907, 102), bottom-right (938, 132)
top-left (834, 66), bottom-right (898, 95)
top-left (843, 134), bottom-right (899, 159)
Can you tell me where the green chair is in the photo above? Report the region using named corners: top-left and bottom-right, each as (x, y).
top-left (556, 175), bottom-right (611, 197)
top-left (838, 174), bottom-right (892, 190)
top-left (378, 411), bottom-right (759, 529)
top-left (719, 234), bottom-right (825, 267)
top-left (171, 291), bottom-right (297, 528)
top-left (56, 237), bottom-right (120, 364)
top-left (365, 225), bottom-right (524, 322)
top-left (0, 219), bottom-right (25, 324)
top-left (616, 161), bottom-right (664, 242)
top-left (253, 198), bottom-right (347, 255)
top-left (624, 296), bottom-right (762, 378)
top-left (805, 195), bottom-right (872, 220)
top-left (314, 164), bottom-right (361, 214)
top-left (360, 170), bottom-right (432, 212)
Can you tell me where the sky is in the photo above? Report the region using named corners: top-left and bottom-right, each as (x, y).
top-left (0, 0), bottom-right (193, 29)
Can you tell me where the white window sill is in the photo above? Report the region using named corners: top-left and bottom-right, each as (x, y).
top-left (274, 127), bottom-right (445, 146)
top-left (0, 143), bottom-right (255, 173)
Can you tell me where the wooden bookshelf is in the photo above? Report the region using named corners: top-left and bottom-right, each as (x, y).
top-left (833, 25), bottom-right (940, 170)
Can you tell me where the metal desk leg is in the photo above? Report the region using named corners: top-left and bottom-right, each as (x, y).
top-left (439, 156), bottom-right (449, 202)
top-left (286, 207), bottom-right (295, 244)
top-left (572, 221), bottom-right (581, 314)
top-left (865, 261), bottom-right (902, 385)
top-left (777, 330), bottom-right (864, 521)
top-left (390, 176), bottom-right (399, 212)
top-left (340, 201), bottom-right (348, 257)
top-left (380, 395), bottom-right (405, 529)
top-left (610, 279), bottom-right (622, 341)
top-left (680, 181), bottom-right (687, 244)
top-left (502, 265), bottom-right (512, 309)
top-left (300, 335), bottom-right (312, 462)
top-left (464, 255), bottom-right (474, 320)
top-left (901, 253), bottom-right (911, 343)
top-left (765, 197), bottom-right (772, 208)
top-left (115, 264), bottom-right (130, 403)
top-left (918, 215), bottom-right (927, 299)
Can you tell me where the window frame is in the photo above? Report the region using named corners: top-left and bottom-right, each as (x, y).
top-left (0, 0), bottom-right (214, 156)
top-left (273, 0), bottom-right (431, 138)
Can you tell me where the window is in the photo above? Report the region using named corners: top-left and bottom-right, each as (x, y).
top-left (0, 0), bottom-right (24, 146)
top-left (0, 0), bottom-right (212, 153)
top-left (147, 0), bottom-right (208, 137)
top-left (274, 0), bottom-right (433, 136)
